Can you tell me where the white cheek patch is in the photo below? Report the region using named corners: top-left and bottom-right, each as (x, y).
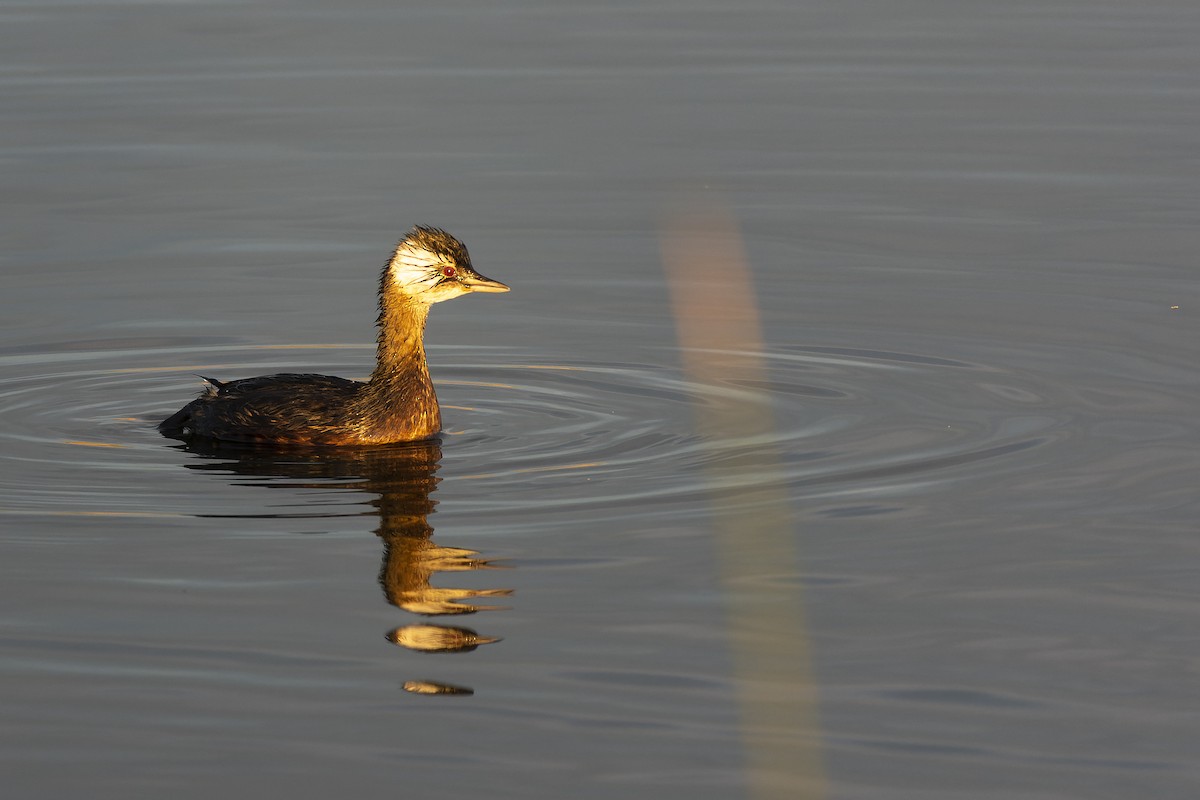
top-left (391, 243), bottom-right (451, 292)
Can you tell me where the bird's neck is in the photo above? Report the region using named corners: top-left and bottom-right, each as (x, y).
top-left (370, 289), bottom-right (431, 382)
top-left (359, 286), bottom-right (441, 438)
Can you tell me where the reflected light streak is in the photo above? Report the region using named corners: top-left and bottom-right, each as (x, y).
top-left (662, 200), bottom-right (827, 800)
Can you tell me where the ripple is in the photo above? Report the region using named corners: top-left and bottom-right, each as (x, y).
top-left (0, 340), bottom-right (1081, 520)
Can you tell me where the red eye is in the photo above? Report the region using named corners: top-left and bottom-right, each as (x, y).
top-left (441, 266), bottom-right (457, 278)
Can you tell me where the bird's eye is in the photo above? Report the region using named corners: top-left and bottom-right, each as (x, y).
top-left (441, 266), bottom-right (457, 278)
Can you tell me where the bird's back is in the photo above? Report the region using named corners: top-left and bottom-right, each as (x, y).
top-left (159, 373), bottom-right (367, 445)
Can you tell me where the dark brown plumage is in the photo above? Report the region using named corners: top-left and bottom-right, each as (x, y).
top-left (158, 226), bottom-right (509, 445)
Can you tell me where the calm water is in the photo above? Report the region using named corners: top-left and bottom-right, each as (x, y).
top-left (3, 1), bottom-right (1199, 798)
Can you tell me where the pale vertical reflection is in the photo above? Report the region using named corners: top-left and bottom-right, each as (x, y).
top-left (661, 201), bottom-right (827, 800)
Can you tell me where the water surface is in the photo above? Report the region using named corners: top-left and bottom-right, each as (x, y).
top-left (2, 1), bottom-right (1198, 798)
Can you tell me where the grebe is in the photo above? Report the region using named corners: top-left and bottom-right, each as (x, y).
top-left (158, 225), bottom-right (509, 445)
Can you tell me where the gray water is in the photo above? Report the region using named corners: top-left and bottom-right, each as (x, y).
top-left (3, 1), bottom-right (1198, 798)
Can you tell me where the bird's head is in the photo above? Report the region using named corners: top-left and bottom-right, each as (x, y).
top-left (388, 225), bottom-right (509, 304)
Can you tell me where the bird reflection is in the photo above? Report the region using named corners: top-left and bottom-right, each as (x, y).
top-left (177, 437), bottom-right (509, 695)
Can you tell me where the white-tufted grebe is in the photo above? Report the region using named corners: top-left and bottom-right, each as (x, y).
top-left (158, 226), bottom-right (509, 445)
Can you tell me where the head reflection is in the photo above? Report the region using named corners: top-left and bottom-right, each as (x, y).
top-left (179, 438), bottom-right (509, 695)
